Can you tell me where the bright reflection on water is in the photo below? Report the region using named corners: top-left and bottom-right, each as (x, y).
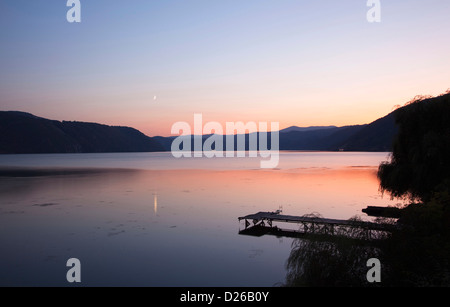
top-left (0, 152), bottom-right (400, 286)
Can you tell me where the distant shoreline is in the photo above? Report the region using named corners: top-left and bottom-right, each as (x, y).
top-left (0, 149), bottom-right (392, 155)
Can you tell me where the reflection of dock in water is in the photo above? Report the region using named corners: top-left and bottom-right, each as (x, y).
top-left (238, 210), bottom-right (398, 240)
top-left (239, 224), bottom-right (306, 239)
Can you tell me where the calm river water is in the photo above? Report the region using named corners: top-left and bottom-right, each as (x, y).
top-left (0, 152), bottom-right (400, 286)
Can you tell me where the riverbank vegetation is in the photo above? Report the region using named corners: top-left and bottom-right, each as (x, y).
top-left (284, 91), bottom-right (450, 286)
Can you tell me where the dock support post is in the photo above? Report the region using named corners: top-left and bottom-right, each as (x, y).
top-left (245, 219), bottom-right (250, 229)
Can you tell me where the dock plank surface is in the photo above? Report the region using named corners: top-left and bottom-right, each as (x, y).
top-left (238, 211), bottom-right (396, 232)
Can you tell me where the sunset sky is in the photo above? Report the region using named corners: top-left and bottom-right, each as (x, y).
top-left (1, 0), bottom-right (449, 136)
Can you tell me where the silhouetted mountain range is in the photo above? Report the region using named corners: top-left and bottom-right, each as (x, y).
top-left (155, 112), bottom-right (396, 152)
top-left (278, 112), bottom-right (396, 151)
top-left (0, 109), bottom-right (397, 154)
top-left (0, 111), bottom-right (164, 154)
top-left (280, 126), bottom-right (337, 133)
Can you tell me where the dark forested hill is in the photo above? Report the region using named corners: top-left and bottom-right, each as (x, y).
top-left (328, 112), bottom-right (397, 151)
top-left (0, 111), bottom-right (164, 154)
top-left (0, 108), bottom-right (398, 154)
top-left (277, 112), bottom-right (397, 151)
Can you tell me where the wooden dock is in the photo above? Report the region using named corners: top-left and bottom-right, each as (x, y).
top-left (362, 206), bottom-right (403, 218)
top-left (238, 211), bottom-right (397, 240)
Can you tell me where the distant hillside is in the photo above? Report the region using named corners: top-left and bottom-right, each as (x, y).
top-left (279, 113), bottom-right (396, 151)
top-left (165, 115), bottom-right (396, 152)
top-left (0, 111), bottom-right (164, 154)
top-left (280, 126), bottom-right (337, 133)
top-left (330, 113), bottom-right (397, 151)
top-left (0, 108), bottom-right (399, 154)
top-left (278, 125), bottom-right (361, 150)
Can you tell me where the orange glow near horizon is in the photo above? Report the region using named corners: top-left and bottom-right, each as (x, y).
top-left (119, 167), bottom-right (403, 221)
top-left (18, 83), bottom-right (448, 138)
top-left (2, 2), bottom-right (449, 138)
top-left (13, 84), bottom-right (448, 138)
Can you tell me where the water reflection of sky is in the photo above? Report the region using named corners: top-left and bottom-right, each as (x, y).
top-left (0, 152), bottom-right (401, 286)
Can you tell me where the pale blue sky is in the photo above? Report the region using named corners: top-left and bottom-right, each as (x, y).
top-left (1, 0), bottom-right (450, 136)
